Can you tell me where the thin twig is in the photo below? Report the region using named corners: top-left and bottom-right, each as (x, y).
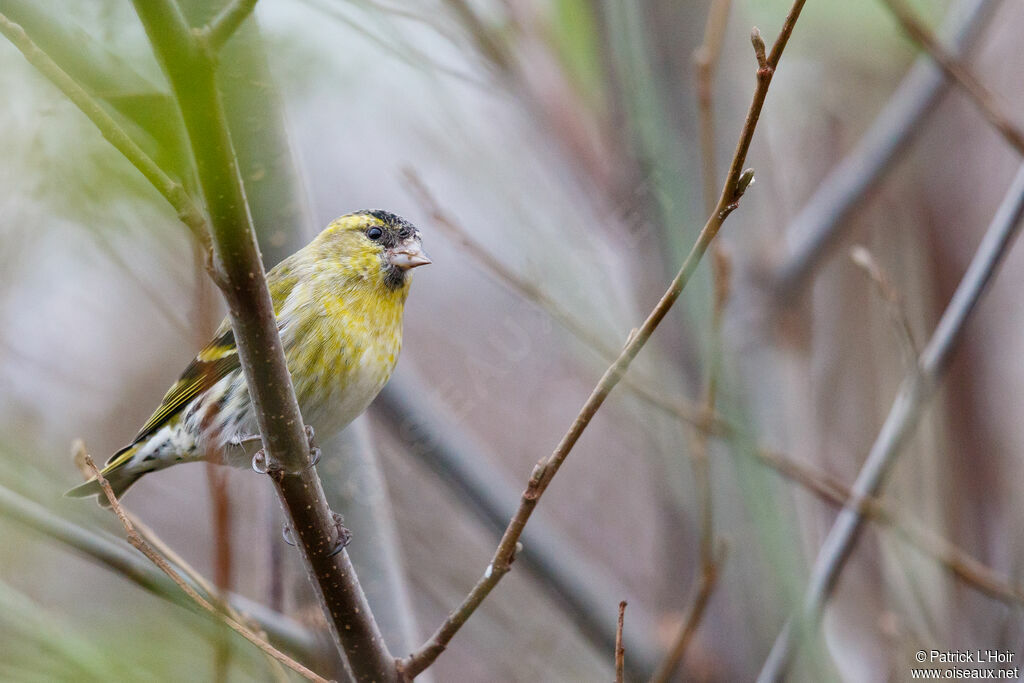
top-left (377, 376), bottom-right (664, 679)
top-left (202, 0), bottom-right (260, 52)
top-left (127, 510), bottom-right (290, 683)
top-left (649, 544), bottom-right (728, 683)
top-left (849, 245), bottom-right (919, 357)
top-left (402, 168), bottom-right (710, 430)
top-left (757, 161), bottom-right (1024, 681)
top-left (0, 12), bottom-right (212, 258)
top-left (0, 481), bottom-right (326, 661)
top-left (615, 601), bottom-right (627, 683)
top-left (692, 0), bottom-right (734, 583)
top-left (398, 3), bottom-right (808, 676)
top-left (771, 0), bottom-right (1000, 299)
top-left (77, 444), bottom-right (327, 683)
top-left (878, 0), bottom-right (1024, 155)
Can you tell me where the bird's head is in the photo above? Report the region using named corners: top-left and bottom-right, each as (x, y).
top-left (314, 210), bottom-right (430, 291)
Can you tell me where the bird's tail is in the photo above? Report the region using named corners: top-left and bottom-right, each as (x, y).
top-left (65, 444), bottom-right (144, 507)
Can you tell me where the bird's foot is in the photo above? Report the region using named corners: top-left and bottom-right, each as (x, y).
top-left (249, 428), bottom-right (319, 473)
top-left (280, 512), bottom-right (350, 556)
top-left (329, 511), bottom-right (352, 557)
top-left (305, 425), bottom-right (321, 469)
top-left (251, 449), bottom-right (282, 475)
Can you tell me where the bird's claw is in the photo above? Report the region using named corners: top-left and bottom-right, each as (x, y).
top-left (305, 425), bottom-right (321, 469)
top-left (251, 449), bottom-right (271, 474)
top-left (252, 428), bottom-right (319, 473)
top-left (281, 522), bottom-right (296, 547)
top-left (281, 513), bottom-right (350, 555)
top-left (328, 511), bottom-right (352, 557)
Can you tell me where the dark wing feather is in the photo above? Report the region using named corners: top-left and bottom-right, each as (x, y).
top-left (133, 328), bottom-right (240, 442)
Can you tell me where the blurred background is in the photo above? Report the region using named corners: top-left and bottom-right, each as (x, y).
top-left (2, 0), bottom-right (1024, 680)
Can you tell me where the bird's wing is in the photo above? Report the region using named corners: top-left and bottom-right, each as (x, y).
top-left (133, 327), bottom-right (240, 442)
top-left (131, 257), bottom-right (300, 445)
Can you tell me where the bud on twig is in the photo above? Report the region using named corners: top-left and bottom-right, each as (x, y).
top-left (751, 27), bottom-right (768, 68)
top-left (735, 168), bottom-right (756, 199)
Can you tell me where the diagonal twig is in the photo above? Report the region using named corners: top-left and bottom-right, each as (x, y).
top-left (202, 0), bottom-right (260, 52)
top-left (0, 481), bottom-right (326, 661)
top-left (0, 11), bottom-right (211, 257)
top-left (127, 508), bottom-right (289, 683)
top-left (772, 0), bottom-right (1000, 299)
top-left (878, 0), bottom-right (1024, 154)
top-left (750, 447), bottom-right (1024, 607)
top-left (398, 2), bottom-right (808, 677)
top-left (376, 376), bottom-right (664, 679)
top-left (757, 161), bottom-right (1024, 681)
top-left (401, 168), bottom-right (709, 430)
top-left (77, 443), bottom-right (327, 683)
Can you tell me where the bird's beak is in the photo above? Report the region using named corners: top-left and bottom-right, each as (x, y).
top-left (389, 238), bottom-right (432, 270)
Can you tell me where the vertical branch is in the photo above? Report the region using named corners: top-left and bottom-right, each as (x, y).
top-left (757, 162), bottom-right (1024, 681)
top-left (129, 2), bottom-right (395, 680)
top-left (694, 0), bottom-right (733, 215)
top-left (650, 545), bottom-right (727, 683)
top-left (657, 3), bottom-right (733, 678)
top-left (615, 601), bottom-right (627, 683)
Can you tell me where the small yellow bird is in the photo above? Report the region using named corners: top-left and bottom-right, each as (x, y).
top-left (68, 210), bottom-right (430, 501)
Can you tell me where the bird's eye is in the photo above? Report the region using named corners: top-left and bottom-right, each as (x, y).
top-left (367, 227), bottom-right (384, 241)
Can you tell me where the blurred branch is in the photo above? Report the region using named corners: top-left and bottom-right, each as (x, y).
top-left (758, 161), bottom-right (1024, 681)
top-left (376, 375), bottom-right (662, 679)
top-left (128, 509), bottom-right (289, 683)
top-left (402, 168), bottom-right (708, 428)
top-left (771, 0), bottom-right (1000, 299)
top-left (694, 0), bottom-right (732, 215)
top-left (399, 2), bottom-right (808, 676)
top-left (442, 0), bottom-right (511, 73)
top-left (655, 5), bottom-right (736, 677)
top-left (0, 11), bottom-right (211, 254)
top-left (303, 0), bottom-right (485, 89)
top-left (0, 0), bottom-right (191, 182)
top-left (80, 446), bottom-right (327, 682)
top-left (615, 601), bottom-right (626, 683)
top-left (650, 543), bottom-right (728, 683)
top-left (878, 0), bottom-right (1024, 154)
top-left (0, 482), bottom-right (323, 658)
top-left (751, 448), bottom-right (1024, 606)
top-left (320, 420), bottom-right (424, 657)
top-left (129, 3), bottom-right (395, 680)
top-left (850, 245), bottom-right (919, 357)
top-left (201, 0), bottom-right (259, 52)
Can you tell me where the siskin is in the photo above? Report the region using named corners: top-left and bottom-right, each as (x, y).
top-left (68, 210), bottom-right (430, 502)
